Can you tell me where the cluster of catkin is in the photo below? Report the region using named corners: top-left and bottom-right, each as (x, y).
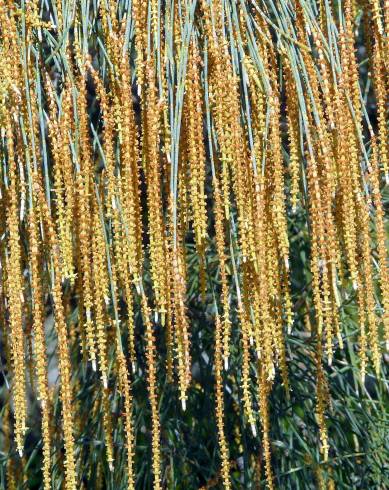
top-left (0, 1), bottom-right (387, 489)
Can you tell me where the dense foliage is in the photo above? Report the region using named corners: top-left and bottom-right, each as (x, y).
top-left (0, 1), bottom-right (388, 489)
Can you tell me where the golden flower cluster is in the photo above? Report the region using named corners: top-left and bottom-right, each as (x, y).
top-left (0, 1), bottom-right (387, 489)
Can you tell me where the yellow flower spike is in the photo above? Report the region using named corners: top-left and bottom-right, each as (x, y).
top-left (28, 204), bottom-right (51, 490)
top-left (186, 40), bottom-right (208, 257)
top-left (132, 0), bottom-right (147, 95)
top-left (213, 176), bottom-right (231, 369)
top-left (356, 276), bottom-right (368, 383)
top-left (237, 304), bottom-right (256, 434)
top-left (144, 58), bottom-right (169, 317)
top-left (356, 198), bottom-right (380, 374)
top-left (309, 19), bottom-right (336, 128)
top-left (4, 404), bottom-right (17, 488)
top-left (115, 61), bottom-right (144, 284)
top-left (316, 341), bottom-right (329, 463)
top-left (214, 314), bottom-right (231, 489)
top-left (91, 198), bottom-right (110, 387)
top-left (369, 0), bottom-right (384, 35)
top-left (89, 64), bottom-right (141, 375)
top-left (102, 388), bottom-right (114, 472)
top-left (343, 0), bottom-right (363, 124)
top-left (284, 60), bottom-right (301, 213)
top-left (117, 345), bottom-right (135, 489)
top-left (278, 274), bottom-right (291, 393)
top-left (169, 198), bottom-right (192, 405)
top-left (4, 116), bottom-right (27, 458)
top-left (58, 83), bottom-right (75, 282)
top-left (384, 4), bottom-right (389, 67)
top-left (140, 292), bottom-right (162, 490)
top-left (372, 38), bottom-right (389, 183)
top-left (369, 138), bottom-right (389, 352)
top-left (75, 70), bottom-right (97, 370)
top-left (165, 287), bottom-right (175, 383)
top-left (305, 153), bottom-right (325, 335)
top-left (257, 366), bottom-right (275, 490)
top-left (268, 93), bottom-right (289, 266)
top-left (34, 173), bottom-right (76, 490)
top-left (44, 75), bottom-right (72, 283)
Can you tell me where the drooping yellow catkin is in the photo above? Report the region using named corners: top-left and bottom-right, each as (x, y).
top-left (305, 151), bottom-right (325, 336)
top-left (372, 37), bottom-right (389, 182)
top-left (202, 1), bottom-right (232, 221)
top-left (172, 247), bottom-right (192, 406)
top-left (55, 0), bottom-right (63, 31)
top-left (268, 94), bottom-right (289, 271)
top-left (34, 173), bottom-right (76, 490)
top-left (284, 59), bottom-right (301, 212)
top-left (57, 82), bottom-right (75, 282)
top-left (339, 14), bottom-right (371, 322)
top-left (276, 270), bottom-right (291, 393)
top-left (144, 58), bottom-right (169, 318)
top-left (75, 69), bottom-right (97, 371)
top-left (213, 175), bottom-right (231, 369)
top-left (244, 57), bottom-right (267, 195)
top-left (113, 181), bottom-right (139, 370)
top-left (262, 210), bottom-right (280, 381)
top-left (91, 195), bottom-right (110, 388)
top-left (385, 2), bottom-right (389, 64)
top-left (140, 292), bottom-right (162, 490)
top-left (237, 303), bottom-right (256, 434)
top-left (186, 40), bottom-right (208, 258)
top-left (334, 86), bottom-right (359, 290)
top-left (102, 389), bottom-right (114, 472)
top-left (99, 0), bottom-right (120, 68)
top-left (356, 197), bottom-right (380, 374)
top-left (343, 0), bottom-right (362, 124)
top-left (356, 274), bottom-right (368, 381)
top-left (177, 130), bottom-right (190, 233)
top-left (232, 140), bottom-right (256, 271)
top-left (298, 5), bottom-right (340, 278)
top-left (167, 181), bottom-right (192, 406)
top-left (214, 313), bottom-right (231, 489)
top-left (3, 401), bottom-right (17, 490)
top-left (310, 18), bottom-right (336, 127)
top-left (87, 64), bottom-right (116, 219)
top-left (28, 201), bottom-right (51, 490)
top-left (257, 366), bottom-right (274, 490)
top-left (165, 281), bottom-right (175, 382)
top-left (248, 173), bottom-right (277, 379)
top-left (330, 275), bottom-right (344, 351)
top-left (369, 0), bottom-right (384, 35)
top-left (116, 344), bottom-right (135, 489)
top-left (4, 116), bottom-right (27, 457)
top-left (44, 75), bottom-right (72, 282)
top-left (328, 470), bottom-right (336, 490)
top-left (132, 0), bottom-right (147, 95)
top-left (115, 58), bottom-right (143, 286)
top-left (0, 1), bottom-right (20, 101)
top-left (89, 63), bottom-right (138, 373)
top-left (124, 281), bottom-right (137, 369)
top-left (368, 137), bottom-right (389, 350)
top-left (26, 311), bottom-right (37, 399)
top-left (238, 148), bottom-right (258, 271)
top-left (297, 14), bottom-right (341, 365)
top-left (316, 340), bottom-right (329, 462)
top-left (315, 463), bottom-right (325, 490)
top-left (213, 38), bottom-right (257, 275)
